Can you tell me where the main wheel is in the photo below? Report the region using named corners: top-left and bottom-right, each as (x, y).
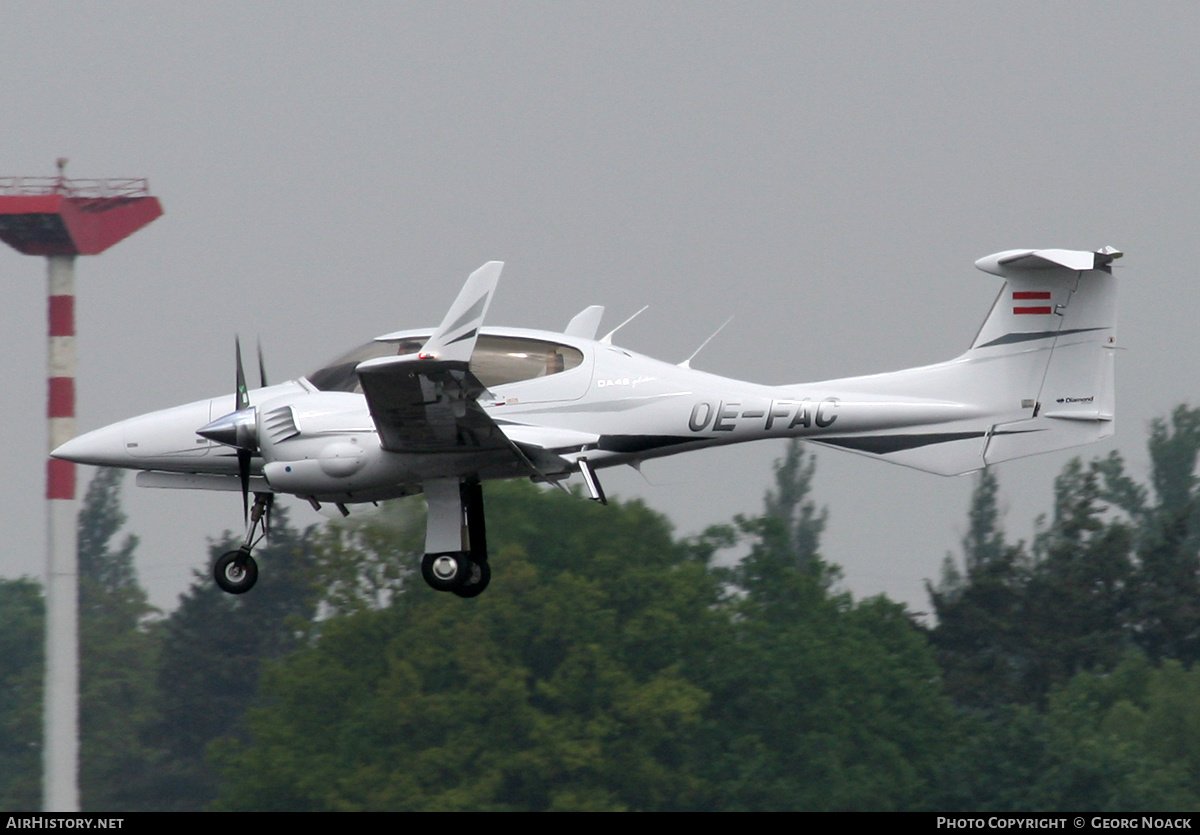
top-left (214, 549), bottom-right (258, 595)
top-left (421, 551), bottom-right (469, 592)
top-left (453, 559), bottom-right (491, 599)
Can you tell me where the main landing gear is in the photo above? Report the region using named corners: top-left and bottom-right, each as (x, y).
top-left (214, 492), bottom-right (272, 595)
top-left (421, 478), bottom-right (490, 598)
top-left (212, 479), bottom-right (491, 598)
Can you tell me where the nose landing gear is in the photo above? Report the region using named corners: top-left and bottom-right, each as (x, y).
top-left (213, 492), bottom-right (272, 595)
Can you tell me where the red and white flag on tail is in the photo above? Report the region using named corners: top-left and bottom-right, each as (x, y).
top-left (1013, 290), bottom-right (1051, 315)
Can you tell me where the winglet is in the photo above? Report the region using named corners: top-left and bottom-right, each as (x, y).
top-left (419, 261), bottom-right (504, 363)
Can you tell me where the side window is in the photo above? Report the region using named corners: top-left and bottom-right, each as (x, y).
top-left (307, 338), bottom-right (425, 392)
top-left (308, 335), bottom-right (582, 392)
top-left (470, 336), bottom-right (583, 387)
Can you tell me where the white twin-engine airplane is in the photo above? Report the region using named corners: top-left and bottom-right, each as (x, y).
top-left (53, 246), bottom-right (1122, 598)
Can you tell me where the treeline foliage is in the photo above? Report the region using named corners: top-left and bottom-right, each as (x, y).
top-left (211, 468), bottom-right (957, 811)
top-left (0, 578), bottom-right (43, 810)
top-left (929, 405), bottom-right (1200, 810)
top-left (0, 471), bottom-right (319, 811)
top-left (4, 408), bottom-right (1200, 809)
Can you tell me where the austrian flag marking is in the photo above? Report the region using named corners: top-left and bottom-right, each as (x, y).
top-left (1013, 290), bottom-right (1052, 315)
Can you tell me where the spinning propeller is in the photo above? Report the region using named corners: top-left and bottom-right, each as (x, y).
top-left (197, 337), bottom-right (271, 523)
top-left (195, 338), bottom-right (275, 595)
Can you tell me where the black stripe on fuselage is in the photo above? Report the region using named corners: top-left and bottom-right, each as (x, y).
top-left (814, 428), bottom-right (1040, 455)
top-left (975, 326), bottom-right (1105, 349)
top-left (597, 435), bottom-right (695, 454)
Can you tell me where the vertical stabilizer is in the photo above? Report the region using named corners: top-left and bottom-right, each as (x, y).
top-left (972, 247), bottom-right (1120, 465)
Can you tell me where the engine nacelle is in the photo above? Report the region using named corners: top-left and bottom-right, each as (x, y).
top-left (255, 390), bottom-right (384, 495)
top-left (263, 456), bottom-right (353, 494)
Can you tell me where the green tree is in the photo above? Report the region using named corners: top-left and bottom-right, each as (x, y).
top-left (141, 506), bottom-right (318, 811)
top-left (927, 470), bottom-right (1032, 709)
top-left (730, 440), bottom-right (834, 608)
top-left (934, 465), bottom-right (1007, 596)
top-left (1097, 406), bottom-right (1200, 663)
top-left (702, 588), bottom-right (960, 811)
top-left (928, 541), bottom-right (1030, 710)
top-left (211, 482), bottom-right (722, 811)
top-left (210, 446), bottom-right (959, 811)
top-left (78, 468), bottom-right (139, 598)
top-left (1029, 654), bottom-right (1200, 811)
top-left (931, 459), bottom-right (1135, 709)
top-left (936, 654), bottom-right (1200, 812)
top-left (75, 468), bottom-right (161, 811)
top-left (704, 442), bottom-right (959, 810)
top-left (0, 578), bottom-right (44, 810)
top-left (931, 705), bottom-right (1054, 812)
top-left (1021, 459), bottom-right (1134, 703)
top-left (308, 497), bottom-right (425, 616)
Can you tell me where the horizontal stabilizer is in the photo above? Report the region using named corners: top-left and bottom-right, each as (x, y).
top-left (975, 246), bottom-right (1122, 277)
top-left (807, 423), bottom-right (992, 476)
top-left (983, 413), bottom-right (1112, 465)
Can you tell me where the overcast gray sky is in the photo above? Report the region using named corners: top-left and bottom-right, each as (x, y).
top-left (0, 2), bottom-right (1194, 612)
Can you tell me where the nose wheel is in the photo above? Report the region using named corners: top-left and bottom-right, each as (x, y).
top-left (213, 492), bottom-right (272, 595)
top-left (214, 548), bottom-right (259, 595)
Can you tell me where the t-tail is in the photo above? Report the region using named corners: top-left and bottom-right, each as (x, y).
top-left (805, 246), bottom-right (1121, 475)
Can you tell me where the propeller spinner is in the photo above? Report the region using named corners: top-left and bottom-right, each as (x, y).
top-left (196, 337), bottom-right (269, 521)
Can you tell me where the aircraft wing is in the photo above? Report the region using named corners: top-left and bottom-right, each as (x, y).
top-left (356, 260), bottom-right (510, 453)
top-left (356, 355), bottom-right (510, 453)
top-left (356, 354), bottom-right (578, 487)
top-left (355, 260), bottom-right (579, 482)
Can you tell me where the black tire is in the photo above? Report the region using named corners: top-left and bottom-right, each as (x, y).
top-left (421, 551), bottom-right (469, 592)
top-left (214, 549), bottom-right (258, 595)
top-left (453, 559), bottom-right (491, 599)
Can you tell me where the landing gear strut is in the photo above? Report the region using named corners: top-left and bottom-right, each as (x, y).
top-left (214, 492), bottom-right (272, 595)
top-left (421, 479), bottom-right (490, 598)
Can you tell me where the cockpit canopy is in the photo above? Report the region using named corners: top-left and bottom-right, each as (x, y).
top-left (307, 333), bottom-right (585, 394)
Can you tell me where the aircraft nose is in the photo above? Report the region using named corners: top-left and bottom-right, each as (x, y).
top-left (51, 422), bottom-right (130, 467)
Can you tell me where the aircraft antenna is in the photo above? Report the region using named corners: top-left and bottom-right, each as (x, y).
top-left (679, 314), bottom-right (735, 369)
top-left (0, 167), bottom-right (162, 813)
top-left (600, 305), bottom-right (649, 345)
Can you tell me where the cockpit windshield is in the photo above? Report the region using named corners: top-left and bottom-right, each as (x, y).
top-left (306, 334), bottom-right (584, 394)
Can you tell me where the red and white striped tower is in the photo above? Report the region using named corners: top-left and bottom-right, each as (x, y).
top-left (45, 253), bottom-right (79, 811)
top-left (0, 170), bottom-right (161, 812)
